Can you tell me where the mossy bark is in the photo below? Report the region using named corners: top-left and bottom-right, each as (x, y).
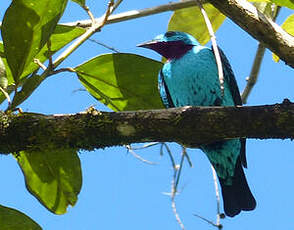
top-left (0, 102), bottom-right (294, 154)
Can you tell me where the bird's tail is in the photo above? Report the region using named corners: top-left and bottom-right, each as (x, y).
top-left (218, 156), bottom-right (256, 217)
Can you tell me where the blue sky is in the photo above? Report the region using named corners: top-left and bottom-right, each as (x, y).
top-left (1, 1), bottom-right (294, 229)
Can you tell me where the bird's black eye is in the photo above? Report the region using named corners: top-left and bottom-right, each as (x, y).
top-left (165, 31), bottom-right (176, 37)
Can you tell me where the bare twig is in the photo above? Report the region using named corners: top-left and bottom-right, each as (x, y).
top-left (125, 145), bottom-right (157, 165)
top-left (112, 0), bottom-right (123, 13)
top-left (171, 183), bottom-right (185, 230)
top-left (83, 5), bottom-right (96, 24)
top-left (211, 165), bottom-right (223, 229)
top-left (101, 1), bottom-right (115, 27)
top-left (129, 142), bottom-right (160, 150)
top-left (89, 38), bottom-right (120, 53)
top-left (63, 0), bottom-right (204, 28)
top-left (52, 67), bottom-right (76, 75)
top-left (195, 0), bottom-right (224, 96)
top-left (182, 146), bottom-right (193, 167)
top-left (193, 213), bottom-right (221, 228)
top-left (33, 59), bottom-right (47, 71)
top-left (0, 86), bottom-right (11, 105)
top-left (241, 43), bottom-right (266, 104)
top-left (161, 143), bottom-right (177, 169)
top-left (53, 0), bottom-right (123, 68)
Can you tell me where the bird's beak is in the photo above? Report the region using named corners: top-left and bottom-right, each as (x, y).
top-left (137, 40), bottom-right (158, 49)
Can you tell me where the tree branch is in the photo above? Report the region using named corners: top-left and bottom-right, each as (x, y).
top-left (1, 101), bottom-right (294, 154)
top-left (62, 0), bottom-right (294, 69)
top-left (207, 0), bottom-right (294, 68)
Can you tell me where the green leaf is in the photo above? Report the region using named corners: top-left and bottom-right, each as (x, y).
top-left (270, 0), bottom-right (294, 9)
top-left (21, 25), bottom-right (86, 80)
top-left (71, 0), bottom-right (86, 7)
top-left (17, 149), bottom-right (82, 215)
top-left (75, 53), bottom-right (164, 111)
top-left (272, 14), bottom-right (294, 62)
top-left (0, 204), bottom-right (42, 230)
top-left (1, 25), bottom-right (85, 84)
top-left (11, 74), bottom-right (45, 109)
top-left (168, 4), bottom-right (226, 45)
top-left (249, 0), bottom-right (271, 2)
top-left (1, 25), bottom-right (85, 108)
top-left (0, 42), bottom-right (14, 85)
top-left (1, 0), bottom-right (68, 83)
top-left (253, 2), bottom-right (276, 18)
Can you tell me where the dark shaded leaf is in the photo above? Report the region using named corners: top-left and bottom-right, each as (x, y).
top-left (11, 74), bottom-right (45, 109)
top-left (17, 149), bottom-right (82, 215)
top-left (75, 53), bottom-right (164, 111)
top-left (1, 0), bottom-right (68, 83)
top-left (0, 204), bottom-right (42, 230)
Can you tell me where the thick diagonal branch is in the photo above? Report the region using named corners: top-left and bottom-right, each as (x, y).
top-left (207, 0), bottom-right (294, 68)
top-left (0, 101), bottom-right (294, 154)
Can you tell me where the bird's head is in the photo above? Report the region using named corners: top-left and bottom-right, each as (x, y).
top-left (137, 31), bottom-right (198, 60)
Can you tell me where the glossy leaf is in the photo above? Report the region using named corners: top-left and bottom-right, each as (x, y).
top-left (11, 74), bottom-right (45, 109)
top-left (1, 0), bottom-right (68, 83)
top-left (249, 0), bottom-right (271, 2)
top-left (75, 53), bottom-right (164, 111)
top-left (0, 42), bottom-right (14, 85)
top-left (71, 0), bottom-right (86, 7)
top-left (272, 14), bottom-right (294, 62)
top-left (0, 204), bottom-right (42, 230)
top-left (21, 25), bottom-right (86, 80)
top-left (270, 0), bottom-right (294, 9)
top-left (168, 4), bottom-right (226, 45)
top-left (253, 2), bottom-right (276, 18)
top-left (17, 149), bottom-right (82, 215)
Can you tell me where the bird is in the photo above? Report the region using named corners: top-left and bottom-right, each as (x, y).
top-left (137, 31), bottom-right (256, 217)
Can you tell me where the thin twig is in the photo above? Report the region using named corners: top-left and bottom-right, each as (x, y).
top-left (171, 182), bottom-right (185, 230)
top-left (89, 38), bottom-right (120, 53)
top-left (161, 143), bottom-right (177, 169)
top-left (34, 59), bottom-right (47, 71)
top-left (193, 213), bottom-right (221, 228)
top-left (129, 142), bottom-right (160, 150)
top-left (63, 0), bottom-right (205, 28)
top-left (53, 0), bottom-right (123, 68)
top-left (101, 0), bottom-right (115, 26)
top-left (211, 165), bottom-right (223, 229)
top-left (174, 149), bottom-right (186, 192)
top-left (83, 5), bottom-right (96, 24)
top-left (241, 43), bottom-right (266, 104)
top-left (125, 145), bottom-right (157, 165)
top-left (112, 0), bottom-right (123, 13)
top-left (182, 146), bottom-right (193, 167)
top-left (195, 0), bottom-right (224, 96)
top-left (52, 67), bottom-right (76, 75)
top-left (0, 86), bottom-right (11, 105)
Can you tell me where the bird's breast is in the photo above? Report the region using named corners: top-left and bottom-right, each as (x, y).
top-left (161, 47), bottom-right (233, 107)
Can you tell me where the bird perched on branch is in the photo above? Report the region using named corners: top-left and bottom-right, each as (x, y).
top-left (138, 31), bottom-right (256, 217)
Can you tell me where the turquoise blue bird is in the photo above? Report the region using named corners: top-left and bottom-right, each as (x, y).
top-left (138, 31), bottom-right (256, 217)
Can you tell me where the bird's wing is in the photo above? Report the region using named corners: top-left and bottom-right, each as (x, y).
top-left (210, 46), bottom-right (247, 167)
top-left (158, 70), bottom-right (175, 108)
top-left (211, 46), bottom-right (242, 106)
